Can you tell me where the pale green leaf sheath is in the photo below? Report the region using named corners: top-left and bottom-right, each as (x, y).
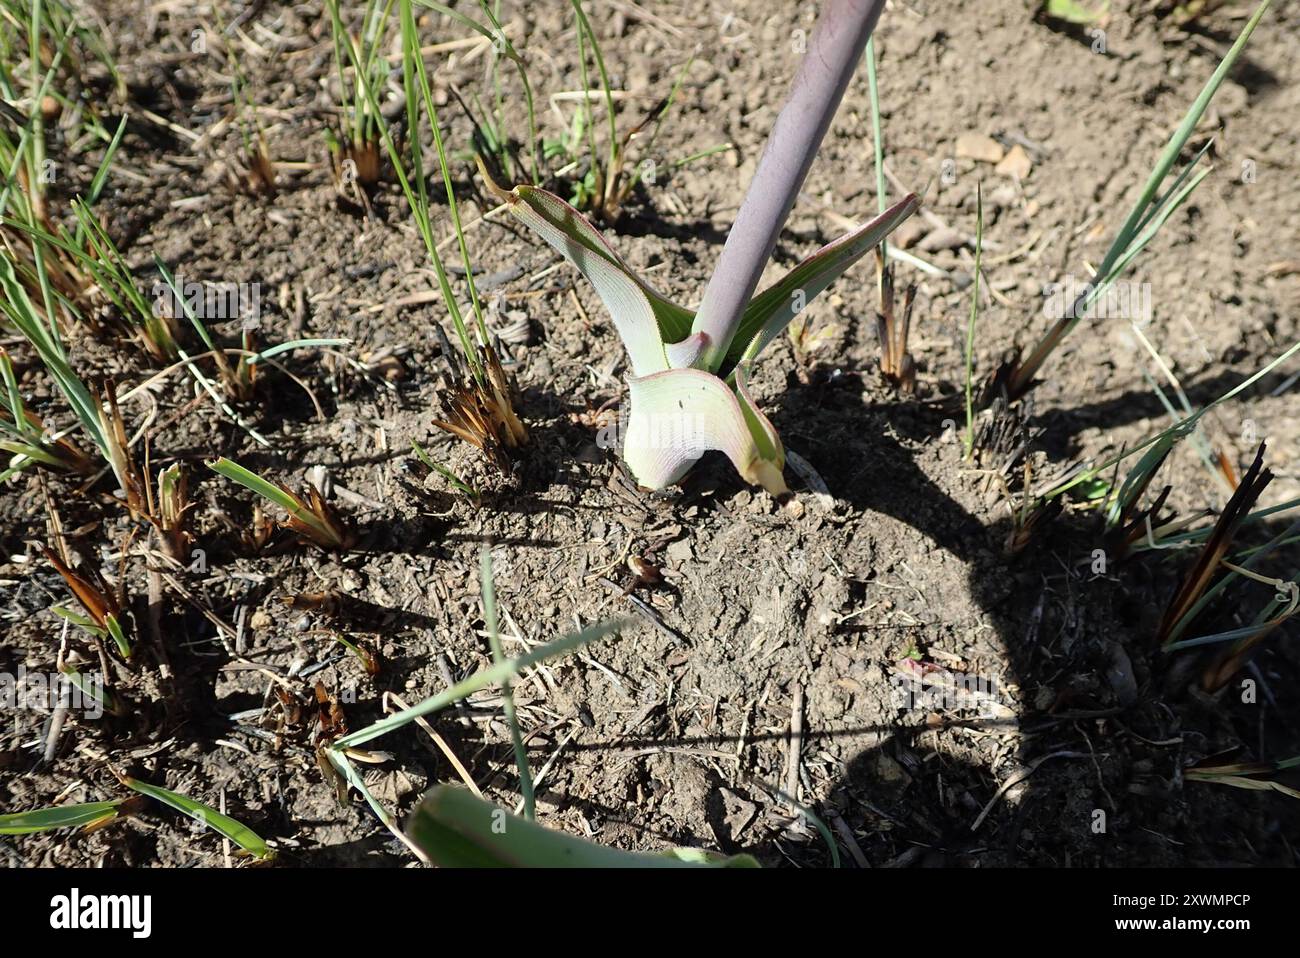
top-left (623, 364), bottom-right (787, 496)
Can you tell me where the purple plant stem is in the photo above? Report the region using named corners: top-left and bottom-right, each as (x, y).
top-left (690, 0), bottom-right (887, 370)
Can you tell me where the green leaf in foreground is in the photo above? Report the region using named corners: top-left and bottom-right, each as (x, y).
top-left (0, 800), bottom-right (126, 835)
top-left (121, 776), bottom-right (272, 859)
top-left (407, 785), bottom-right (759, 867)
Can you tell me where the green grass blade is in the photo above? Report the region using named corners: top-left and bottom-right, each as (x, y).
top-left (569, 0), bottom-right (610, 201)
top-left (1009, 0), bottom-right (1272, 394)
top-left (324, 747), bottom-right (429, 861)
top-left (865, 36), bottom-right (887, 256)
top-left (1102, 0), bottom-right (1271, 276)
top-left (243, 338), bottom-right (351, 365)
top-left (334, 618), bottom-right (628, 749)
top-left (402, 0), bottom-right (489, 343)
top-left (122, 776), bottom-right (271, 859)
top-left (964, 185), bottom-right (984, 459)
top-left (84, 114), bottom-right (128, 208)
top-left (407, 785), bottom-right (760, 867)
top-left (341, 0), bottom-right (481, 381)
top-left (0, 800), bottom-right (126, 835)
top-left (1047, 338), bottom-right (1300, 501)
top-left (411, 439), bottom-right (479, 497)
top-left (481, 548), bottom-right (535, 819)
top-left (0, 256), bottom-right (108, 456)
top-left (206, 457), bottom-right (334, 543)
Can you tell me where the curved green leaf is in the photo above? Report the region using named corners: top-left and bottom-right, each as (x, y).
top-left (497, 184), bottom-right (693, 374)
top-left (407, 785), bottom-right (760, 867)
top-left (732, 193), bottom-right (918, 369)
top-left (122, 776), bottom-right (272, 859)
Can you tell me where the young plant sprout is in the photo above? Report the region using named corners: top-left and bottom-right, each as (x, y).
top-left (421, 0), bottom-right (541, 187)
top-left (213, 4), bottom-right (275, 196)
top-left (487, 0), bottom-right (914, 495)
top-left (42, 544), bottom-right (131, 660)
top-left (874, 249), bottom-right (917, 394)
top-left (559, 0), bottom-right (702, 223)
top-left (324, 0), bottom-right (396, 193)
top-left (147, 462), bottom-right (192, 564)
top-left (207, 457), bottom-right (355, 552)
top-left (0, 347), bottom-right (93, 479)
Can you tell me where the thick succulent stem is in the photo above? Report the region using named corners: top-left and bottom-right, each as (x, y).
top-left (690, 0), bottom-right (888, 370)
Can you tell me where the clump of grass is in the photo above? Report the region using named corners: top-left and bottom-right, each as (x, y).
top-left (428, 0), bottom-right (723, 224)
top-left (0, 14), bottom-right (111, 318)
top-left (1156, 442), bottom-right (1272, 647)
top-left (423, 0), bottom-right (540, 185)
top-left (429, 323), bottom-right (527, 473)
top-left (560, 0), bottom-right (668, 222)
top-left (0, 245), bottom-right (113, 470)
top-left (71, 199), bottom-right (178, 358)
top-left (1002, 330), bottom-right (1300, 564)
top-left (42, 543), bottom-right (131, 660)
top-left (10, 199), bottom-right (181, 361)
top-left (212, 4), bottom-right (275, 196)
top-left (324, 0), bottom-right (395, 195)
top-left (207, 457), bottom-right (356, 552)
top-left (338, 0), bottom-right (527, 469)
top-left (0, 346), bottom-right (93, 480)
top-left (1001, 0), bottom-right (1273, 400)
